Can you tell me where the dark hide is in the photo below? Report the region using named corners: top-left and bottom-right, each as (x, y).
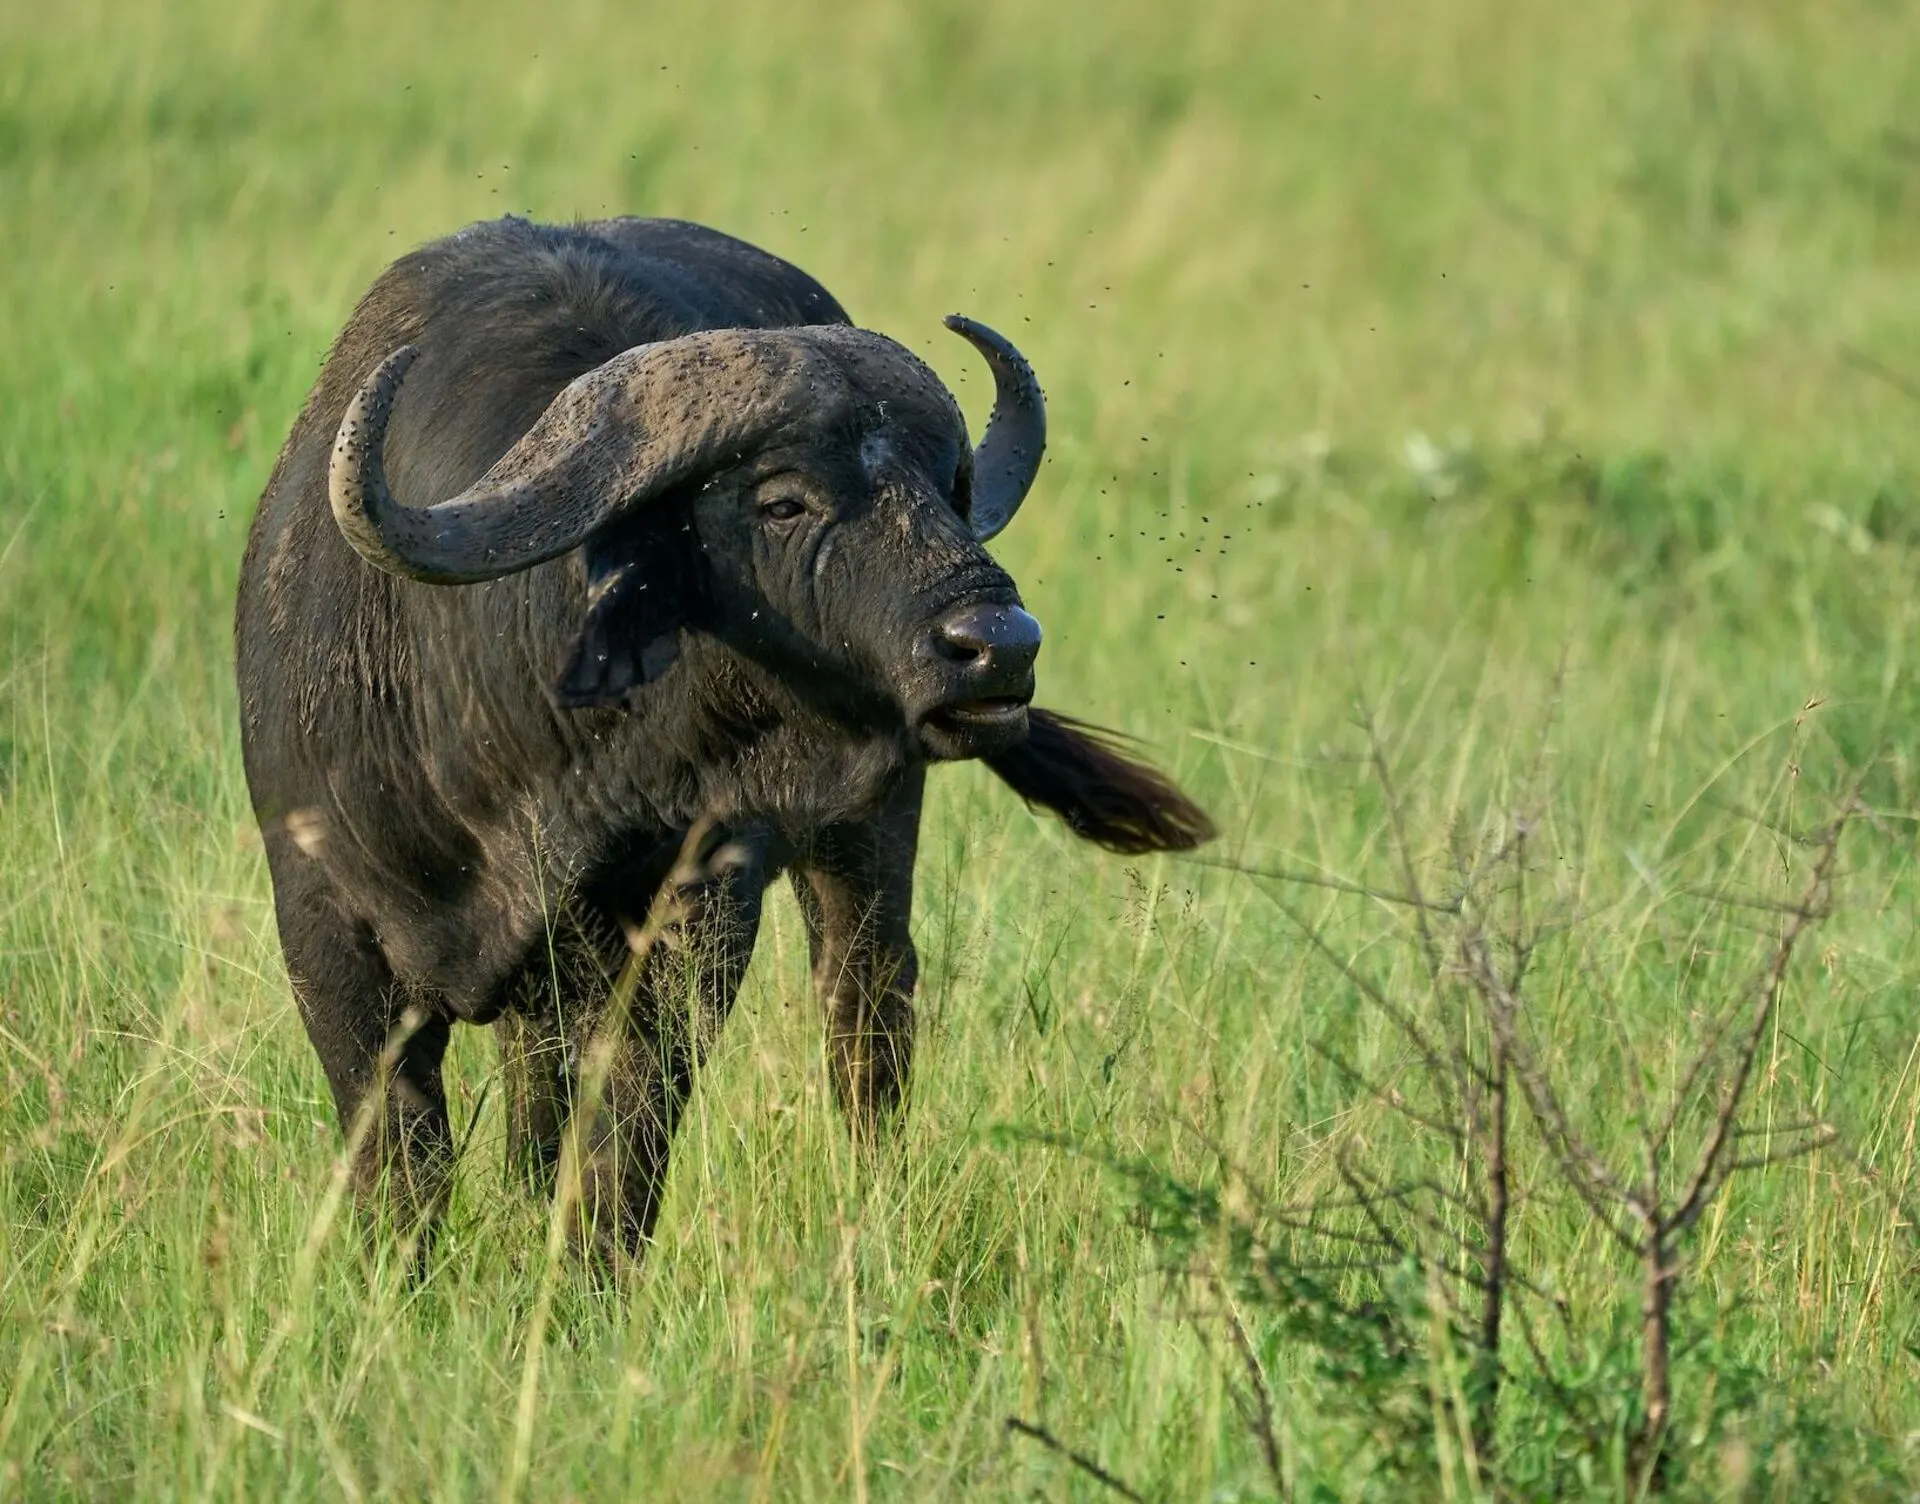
top-left (234, 215), bottom-right (1209, 1272)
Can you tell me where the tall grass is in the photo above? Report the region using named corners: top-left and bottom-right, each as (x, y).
top-left (5, 0), bottom-right (1920, 1496)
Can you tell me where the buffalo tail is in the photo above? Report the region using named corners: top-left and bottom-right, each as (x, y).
top-left (985, 708), bottom-right (1215, 855)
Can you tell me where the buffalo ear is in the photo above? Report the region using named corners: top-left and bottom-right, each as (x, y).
top-left (553, 531), bottom-right (686, 709)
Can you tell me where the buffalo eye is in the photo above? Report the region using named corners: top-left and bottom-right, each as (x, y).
top-left (759, 496), bottom-right (807, 523)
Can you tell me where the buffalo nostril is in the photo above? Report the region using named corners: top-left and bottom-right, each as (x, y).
top-left (936, 605), bottom-right (1042, 673)
top-left (936, 617), bottom-right (989, 663)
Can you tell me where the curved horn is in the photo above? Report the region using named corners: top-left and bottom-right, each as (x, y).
top-left (329, 332), bottom-right (811, 584)
top-left (943, 314), bottom-right (1046, 542)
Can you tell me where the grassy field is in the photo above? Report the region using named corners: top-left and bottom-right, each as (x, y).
top-left (6, 0), bottom-right (1920, 1496)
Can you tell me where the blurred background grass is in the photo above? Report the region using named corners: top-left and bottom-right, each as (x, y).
top-left (5, 0), bottom-right (1920, 1497)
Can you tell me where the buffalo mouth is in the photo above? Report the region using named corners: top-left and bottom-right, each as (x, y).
top-left (917, 695), bottom-right (1032, 758)
top-left (933, 696), bottom-right (1028, 729)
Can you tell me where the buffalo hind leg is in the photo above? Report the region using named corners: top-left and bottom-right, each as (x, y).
top-left (793, 771), bottom-right (924, 1136)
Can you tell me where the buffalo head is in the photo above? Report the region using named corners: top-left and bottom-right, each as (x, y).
top-left (328, 317), bottom-right (1047, 760)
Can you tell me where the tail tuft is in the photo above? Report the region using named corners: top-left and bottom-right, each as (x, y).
top-left (985, 708), bottom-right (1215, 855)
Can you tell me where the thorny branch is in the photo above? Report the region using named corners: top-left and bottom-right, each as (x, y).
top-left (1307, 1041), bottom-right (1468, 1143)
top-left (1664, 814), bottom-right (1849, 1238)
top-left (1187, 853), bottom-right (1460, 914)
top-left (1464, 936), bottom-right (1641, 1249)
top-left (1358, 703), bottom-right (1448, 1001)
top-left (1245, 882), bottom-right (1468, 1121)
top-left (1185, 689), bottom-right (1862, 1493)
top-left (1208, 1265), bottom-right (1291, 1503)
top-left (1004, 1417), bottom-right (1150, 1503)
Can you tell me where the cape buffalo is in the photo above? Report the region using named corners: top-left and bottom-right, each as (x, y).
top-left (235, 214), bottom-right (1211, 1268)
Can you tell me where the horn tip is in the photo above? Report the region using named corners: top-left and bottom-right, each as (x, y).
top-left (378, 344), bottom-right (422, 386)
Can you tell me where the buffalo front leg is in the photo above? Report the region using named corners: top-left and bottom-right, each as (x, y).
top-left (266, 846), bottom-right (454, 1259)
top-left (559, 829), bottom-right (768, 1269)
top-left (793, 771), bottom-right (924, 1135)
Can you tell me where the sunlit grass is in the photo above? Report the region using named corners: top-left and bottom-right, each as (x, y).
top-left (5, 0), bottom-right (1920, 1497)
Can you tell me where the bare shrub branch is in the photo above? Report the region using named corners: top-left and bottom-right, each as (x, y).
top-left (1664, 816), bottom-right (1848, 1238)
top-left (1357, 702), bottom-right (1447, 999)
top-left (1004, 1417), bottom-right (1151, 1502)
top-left (1207, 1264), bottom-right (1291, 1502)
top-left (1136, 686), bottom-right (1865, 1496)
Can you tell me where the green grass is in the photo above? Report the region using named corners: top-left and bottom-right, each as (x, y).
top-left (6, 0), bottom-right (1920, 1496)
